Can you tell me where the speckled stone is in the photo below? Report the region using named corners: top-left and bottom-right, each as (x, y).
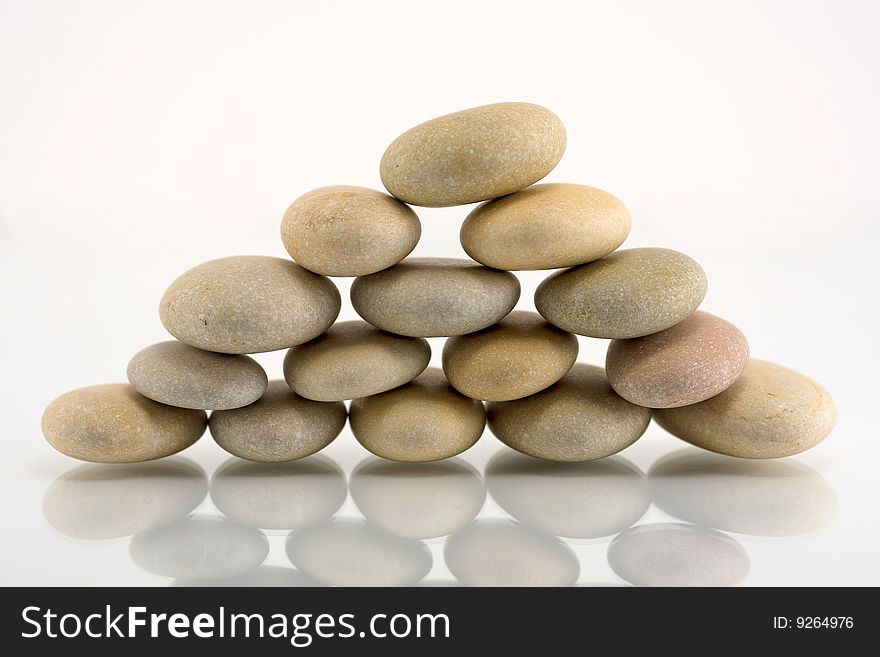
top-left (127, 340), bottom-right (268, 410)
top-left (380, 102), bottom-right (566, 207)
top-left (487, 364), bottom-right (651, 462)
top-left (460, 183), bottom-right (631, 270)
top-left (535, 247), bottom-right (708, 338)
top-left (653, 359), bottom-right (836, 458)
top-left (606, 311), bottom-right (749, 408)
top-left (349, 368), bottom-right (486, 462)
top-left (41, 384), bottom-right (207, 463)
top-left (442, 311), bottom-right (578, 401)
top-left (283, 321), bottom-right (430, 401)
top-left (209, 381), bottom-right (346, 462)
top-left (281, 186), bottom-right (421, 277)
top-left (351, 257), bottom-right (520, 337)
top-left (159, 256), bottom-right (340, 354)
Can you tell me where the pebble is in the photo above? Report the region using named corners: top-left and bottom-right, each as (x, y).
top-left (42, 384), bottom-right (207, 463)
top-left (442, 310), bottom-right (578, 401)
top-left (349, 368), bottom-right (486, 462)
top-left (653, 359), bottom-right (836, 458)
top-left (159, 255), bottom-right (340, 354)
top-left (127, 340), bottom-right (268, 410)
top-left (283, 320), bottom-right (430, 401)
top-left (487, 363), bottom-right (651, 462)
top-left (350, 257), bottom-right (520, 337)
top-left (460, 183), bottom-right (631, 270)
top-left (280, 185), bottom-right (421, 276)
top-left (606, 310), bottom-right (749, 408)
top-left (380, 102), bottom-right (566, 207)
top-left (535, 247), bottom-right (708, 338)
top-left (209, 381), bottom-right (346, 462)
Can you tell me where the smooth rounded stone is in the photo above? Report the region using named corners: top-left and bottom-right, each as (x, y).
top-left (606, 311), bottom-right (749, 409)
top-left (349, 458), bottom-right (486, 540)
top-left (159, 255), bottom-right (340, 354)
top-left (535, 247), bottom-right (708, 339)
top-left (487, 364), bottom-right (651, 462)
top-left (281, 186), bottom-right (421, 277)
top-left (485, 452), bottom-right (649, 539)
top-left (380, 102), bottom-right (566, 207)
top-left (460, 183), bottom-right (631, 270)
top-left (209, 456), bottom-right (346, 530)
top-left (209, 381), bottom-right (346, 463)
top-left (442, 311), bottom-right (578, 401)
top-left (172, 566), bottom-right (320, 588)
top-left (350, 368), bottom-right (486, 462)
top-left (649, 449), bottom-right (836, 537)
top-left (444, 520), bottom-right (579, 586)
top-left (351, 257), bottom-right (520, 337)
top-left (127, 340), bottom-right (268, 410)
top-left (653, 359), bottom-right (837, 459)
top-left (283, 321), bottom-right (430, 401)
top-left (42, 458), bottom-right (207, 540)
top-left (285, 519), bottom-right (432, 586)
top-left (41, 384), bottom-right (207, 464)
top-left (130, 515), bottom-right (269, 581)
top-left (608, 523), bottom-right (750, 587)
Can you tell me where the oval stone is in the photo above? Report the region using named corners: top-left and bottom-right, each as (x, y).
top-left (281, 185), bottom-right (421, 277)
top-left (487, 364), bottom-right (651, 462)
top-left (350, 257), bottom-right (520, 337)
top-left (349, 368), bottom-right (486, 462)
top-left (442, 311), bottom-right (578, 401)
top-left (380, 102), bottom-right (566, 207)
top-left (159, 255), bottom-right (340, 354)
top-left (127, 340), bottom-right (268, 410)
top-left (460, 183), bottom-right (631, 270)
top-left (209, 381), bottom-right (346, 462)
top-left (41, 384), bottom-right (207, 463)
top-left (283, 320), bottom-right (430, 401)
top-left (653, 359), bottom-right (836, 458)
top-left (606, 311), bottom-right (749, 408)
top-left (535, 247), bottom-right (708, 338)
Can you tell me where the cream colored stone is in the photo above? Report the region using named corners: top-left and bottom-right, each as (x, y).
top-left (653, 359), bottom-right (836, 458)
top-left (535, 247), bottom-right (708, 338)
top-left (349, 368), bottom-right (486, 462)
top-left (283, 320), bottom-right (430, 401)
top-left (380, 102), bottom-right (566, 207)
top-left (487, 364), bottom-right (651, 462)
top-left (159, 255), bottom-right (340, 354)
top-left (460, 183), bottom-right (631, 270)
top-left (209, 381), bottom-right (346, 462)
top-left (281, 185), bottom-right (421, 276)
top-left (350, 257), bottom-right (520, 337)
top-left (41, 384), bottom-right (207, 463)
top-left (442, 311), bottom-right (578, 401)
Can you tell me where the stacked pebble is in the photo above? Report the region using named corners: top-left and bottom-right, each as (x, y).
top-left (42, 102), bottom-right (837, 465)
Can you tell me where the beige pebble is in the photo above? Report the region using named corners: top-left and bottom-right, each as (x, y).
top-left (460, 183), bottom-right (631, 270)
top-left (127, 340), bottom-right (268, 410)
top-left (487, 363), bottom-right (651, 462)
top-left (209, 381), bottom-right (346, 462)
top-left (606, 311), bottom-right (749, 408)
top-left (41, 384), bottom-right (207, 463)
top-left (159, 255), bottom-right (340, 354)
top-left (351, 257), bottom-right (520, 337)
top-left (281, 186), bottom-right (421, 277)
top-left (283, 320), bottom-right (430, 401)
top-left (442, 311), bottom-right (578, 401)
top-left (653, 359), bottom-right (836, 458)
top-left (350, 368), bottom-right (486, 462)
top-left (535, 247), bottom-right (708, 338)
top-left (380, 102), bottom-right (566, 207)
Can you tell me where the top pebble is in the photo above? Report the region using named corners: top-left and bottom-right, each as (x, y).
top-left (380, 102), bottom-right (566, 207)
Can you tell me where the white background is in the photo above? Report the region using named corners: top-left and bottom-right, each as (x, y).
top-left (1, 0), bottom-right (878, 585)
